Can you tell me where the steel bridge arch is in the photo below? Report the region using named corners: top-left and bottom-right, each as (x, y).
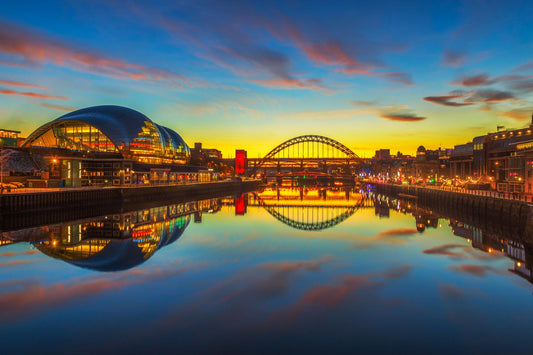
top-left (254, 193), bottom-right (363, 231)
top-left (250, 135), bottom-right (362, 174)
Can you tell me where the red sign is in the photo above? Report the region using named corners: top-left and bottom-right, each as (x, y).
top-left (235, 149), bottom-right (247, 175)
top-left (235, 194), bottom-right (247, 215)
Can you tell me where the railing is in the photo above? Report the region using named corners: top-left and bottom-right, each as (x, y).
top-left (377, 182), bottom-right (533, 204)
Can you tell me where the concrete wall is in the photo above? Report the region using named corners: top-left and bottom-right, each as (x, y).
top-left (375, 183), bottom-right (533, 240)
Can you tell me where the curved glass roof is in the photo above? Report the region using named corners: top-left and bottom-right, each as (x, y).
top-left (23, 105), bottom-right (189, 155)
top-left (157, 124), bottom-right (190, 154)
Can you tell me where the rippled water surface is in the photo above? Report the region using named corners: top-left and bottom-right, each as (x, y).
top-left (1, 187), bottom-right (533, 354)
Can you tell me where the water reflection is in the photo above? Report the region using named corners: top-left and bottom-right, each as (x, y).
top-left (2, 187), bottom-right (533, 353)
top-left (252, 186), bottom-right (371, 231)
top-left (0, 198), bottom-right (221, 271)
top-left (374, 192), bottom-right (533, 283)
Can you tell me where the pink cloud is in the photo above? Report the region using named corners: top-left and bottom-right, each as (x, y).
top-left (422, 244), bottom-right (466, 258)
top-left (0, 88), bottom-right (68, 100)
top-left (378, 229), bottom-right (419, 236)
top-left (423, 95), bottom-right (473, 107)
top-left (0, 20), bottom-right (190, 87)
top-left (0, 259), bottom-right (42, 267)
top-left (0, 250), bottom-right (39, 257)
top-left (250, 78), bottom-right (326, 90)
top-left (449, 264), bottom-right (497, 277)
top-left (0, 79), bottom-right (46, 89)
top-left (0, 265), bottom-right (188, 321)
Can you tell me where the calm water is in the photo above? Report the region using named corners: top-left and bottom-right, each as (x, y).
top-left (1, 187), bottom-right (533, 354)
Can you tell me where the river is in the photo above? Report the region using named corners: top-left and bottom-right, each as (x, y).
top-left (1, 186), bottom-right (532, 354)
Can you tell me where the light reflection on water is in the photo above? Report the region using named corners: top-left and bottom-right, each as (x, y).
top-left (1, 186), bottom-right (533, 354)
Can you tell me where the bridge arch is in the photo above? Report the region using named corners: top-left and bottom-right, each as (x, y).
top-left (250, 135), bottom-right (362, 175)
top-left (254, 192), bottom-right (365, 231)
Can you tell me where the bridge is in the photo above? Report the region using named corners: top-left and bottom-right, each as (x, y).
top-left (247, 135), bottom-right (364, 178)
top-left (250, 191), bottom-right (374, 231)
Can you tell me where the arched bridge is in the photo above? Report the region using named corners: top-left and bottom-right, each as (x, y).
top-left (249, 135), bottom-right (363, 176)
top-left (253, 193), bottom-right (370, 231)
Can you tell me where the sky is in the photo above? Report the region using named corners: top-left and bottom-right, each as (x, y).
top-left (0, 0), bottom-right (532, 158)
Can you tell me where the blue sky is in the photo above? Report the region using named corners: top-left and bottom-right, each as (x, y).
top-left (0, 0), bottom-right (531, 157)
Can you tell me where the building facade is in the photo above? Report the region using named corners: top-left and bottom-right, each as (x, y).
top-left (21, 105), bottom-right (210, 187)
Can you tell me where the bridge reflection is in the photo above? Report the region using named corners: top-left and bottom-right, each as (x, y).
top-left (0, 198), bottom-right (222, 271)
top-left (249, 186), bottom-right (373, 231)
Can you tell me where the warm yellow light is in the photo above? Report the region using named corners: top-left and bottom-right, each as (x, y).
top-left (517, 262), bottom-right (522, 267)
top-left (488, 248), bottom-right (492, 253)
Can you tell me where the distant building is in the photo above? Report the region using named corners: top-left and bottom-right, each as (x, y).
top-left (374, 149), bottom-right (390, 161)
top-left (190, 142), bottom-right (222, 166)
top-left (0, 129), bottom-right (21, 147)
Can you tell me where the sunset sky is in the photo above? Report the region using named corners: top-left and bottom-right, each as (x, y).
top-left (0, 0), bottom-right (531, 158)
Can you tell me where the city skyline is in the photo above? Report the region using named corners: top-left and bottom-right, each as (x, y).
top-left (0, 0), bottom-right (532, 158)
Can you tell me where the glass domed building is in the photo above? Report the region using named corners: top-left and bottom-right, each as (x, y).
top-left (24, 105), bottom-right (190, 164)
top-left (22, 105), bottom-right (206, 187)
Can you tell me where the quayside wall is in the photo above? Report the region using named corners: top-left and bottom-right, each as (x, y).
top-left (375, 183), bottom-right (533, 239)
top-left (0, 180), bottom-right (261, 222)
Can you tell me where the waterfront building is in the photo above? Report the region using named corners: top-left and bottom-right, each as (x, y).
top-left (450, 142), bottom-right (473, 179)
top-left (21, 105), bottom-right (210, 187)
top-left (190, 142), bottom-right (222, 165)
top-left (0, 129), bottom-right (21, 147)
top-left (449, 114), bottom-right (533, 192)
top-left (413, 146), bottom-right (452, 182)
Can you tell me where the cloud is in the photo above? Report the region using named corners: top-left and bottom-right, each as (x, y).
top-left (353, 227), bottom-right (420, 249)
top-left (40, 103), bottom-right (78, 111)
top-left (441, 50), bottom-right (466, 67)
top-left (422, 244), bottom-right (466, 259)
top-left (452, 74), bottom-right (493, 87)
top-left (0, 250), bottom-right (39, 257)
top-left (508, 78), bottom-right (533, 93)
top-left (351, 100), bottom-right (376, 107)
top-left (0, 259), bottom-right (42, 267)
top-left (439, 284), bottom-right (465, 300)
top-left (377, 72), bottom-right (413, 86)
top-left (512, 60), bottom-right (533, 73)
top-left (209, 256), bottom-right (336, 303)
top-left (381, 264), bottom-right (413, 279)
top-left (0, 20), bottom-right (190, 87)
top-left (423, 95), bottom-right (473, 107)
top-left (250, 78), bottom-right (326, 90)
top-left (0, 79), bottom-right (46, 89)
top-left (0, 88), bottom-right (68, 100)
top-left (500, 107), bottom-right (533, 121)
top-left (449, 264), bottom-right (498, 277)
top-left (380, 111), bottom-right (426, 122)
top-left (378, 229), bottom-right (419, 236)
top-left (299, 275), bottom-right (377, 306)
top-left (0, 265), bottom-right (189, 321)
top-left (467, 89), bottom-right (515, 102)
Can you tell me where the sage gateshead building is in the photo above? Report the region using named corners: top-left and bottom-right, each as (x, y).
top-left (23, 105), bottom-right (208, 187)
